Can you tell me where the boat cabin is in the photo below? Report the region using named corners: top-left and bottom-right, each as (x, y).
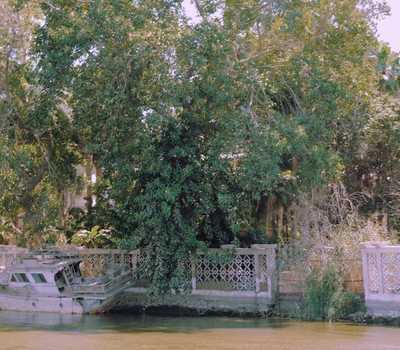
top-left (0, 249), bottom-right (132, 313)
top-left (6, 256), bottom-right (83, 297)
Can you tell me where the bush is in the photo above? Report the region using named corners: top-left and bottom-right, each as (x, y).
top-left (303, 267), bottom-right (364, 321)
top-left (328, 291), bottom-right (365, 320)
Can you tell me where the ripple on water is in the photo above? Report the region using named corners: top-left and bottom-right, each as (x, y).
top-left (0, 311), bottom-right (399, 350)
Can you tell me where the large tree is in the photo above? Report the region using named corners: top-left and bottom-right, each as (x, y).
top-left (0, 0), bottom-right (81, 245)
top-left (1, 0), bottom-right (397, 292)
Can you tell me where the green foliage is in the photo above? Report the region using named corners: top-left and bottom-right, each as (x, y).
top-left (329, 290), bottom-right (365, 321)
top-left (303, 267), bottom-right (365, 321)
top-left (71, 225), bottom-right (113, 248)
top-left (303, 267), bottom-right (339, 320)
top-left (377, 45), bottom-right (400, 93)
top-left (201, 248), bottom-right (235, 265)
top-left (1, 0), bottom-right (398, 291)
top-left (0, 0), bottom-right (81, 245)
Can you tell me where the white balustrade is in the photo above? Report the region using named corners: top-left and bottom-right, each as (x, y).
top-left (0, 244), bottom-right (278, 301)
top-left (361, 242), bottom-right (400, 316)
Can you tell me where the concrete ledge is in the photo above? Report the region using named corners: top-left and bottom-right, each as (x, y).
top-left (276, 293), bottom-right (303, 316)
top-left (192, 289), bottom-right (270, 298)
top-left (114, 289), bottom-right (275, 315)
top-left (366, 299), bottom-right (400, 317)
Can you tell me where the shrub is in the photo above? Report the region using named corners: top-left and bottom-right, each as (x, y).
top-left (303, 267), bottom-right (364, 321)
top-left (328, 290), bottom-right (365, 320)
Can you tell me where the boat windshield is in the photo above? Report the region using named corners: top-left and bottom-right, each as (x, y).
top-left (72, 262), bottom-right (82, 278)
top-left (54, 271), bottom-right (67, 292)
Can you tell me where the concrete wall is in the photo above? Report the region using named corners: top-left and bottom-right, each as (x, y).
top-left (115, 288), bottom-right (275, 315)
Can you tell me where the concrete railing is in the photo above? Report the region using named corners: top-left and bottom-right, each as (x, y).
top-left (73, 245), bottom-right (277, 300)
top-left (0, 244), bottom-right (278, 301)
top-left (361, 242), bottom-right (400, 316)
top-left (26, 245), bottom-right (278, 299)
top-left (192, 245), bottom-right (277, 299)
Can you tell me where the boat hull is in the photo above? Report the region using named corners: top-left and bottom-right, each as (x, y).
top-left (0, 294), bottom-right (84, 314)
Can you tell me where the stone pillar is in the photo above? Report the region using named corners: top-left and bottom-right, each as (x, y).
top-left (191, 256), bottom-right (197, 292)
top-left (254, 253), bottom-right (260, 293)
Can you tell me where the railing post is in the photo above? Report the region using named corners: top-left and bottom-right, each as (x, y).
top-left (361, 246), bottom-right (370, 298)
top-left (130, 250), bottom-right (139, 277)
top-left (254, 252), bottom-right (260, 293)
top-left (376, 249), bottom-right (385, 295)
top-left (250, 244), bottom-right (277, 299)
top-left (191, 254), bottom-right (197, 292)
top-left (267, 245), bottom-right (277, 300)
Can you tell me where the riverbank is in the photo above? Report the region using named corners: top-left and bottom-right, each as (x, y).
top-left (110, 298), bottom-right (400, 328)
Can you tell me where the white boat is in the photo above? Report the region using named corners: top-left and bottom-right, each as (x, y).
top-left (0, 248), bottom-right (132, 314)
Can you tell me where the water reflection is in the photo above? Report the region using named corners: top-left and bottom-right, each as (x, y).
top-left (0, 311), bottom-right (286, 333)
top-left (0, 311), bottom-right (399, 350)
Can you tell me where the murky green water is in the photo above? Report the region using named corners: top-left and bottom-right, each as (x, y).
top-left (0, 311), bottom-right (399, 350)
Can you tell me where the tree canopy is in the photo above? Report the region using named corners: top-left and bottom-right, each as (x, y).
top-left (0, 0), bottom-right (399, 293)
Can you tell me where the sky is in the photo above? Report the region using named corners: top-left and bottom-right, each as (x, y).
top-left (184, 0), bottom-right (399, 52)
top-left (377, 0), bottom-right (400, 52)
top-left (183, 0), bottom-right (201, 24)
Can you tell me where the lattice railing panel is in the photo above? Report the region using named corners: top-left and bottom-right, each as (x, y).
top-left (78, 251), bottom-right (137, 277)
top-left (80, 254), bottom-right (107, 277)
top-left (15, 245), bottom-right (277, 295)
top-left (132, 251), bottom-right (151, 284)
top-left (382, 253), bottom-right (400, 294)
top-left (196, 254), bottom-right (256, 291)
top-left (363, 244), bottom-right (400, 299)
top-left (259, 254), bottom-right (269, 292)
top-left (366, 253), bottom-right (380, 294)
